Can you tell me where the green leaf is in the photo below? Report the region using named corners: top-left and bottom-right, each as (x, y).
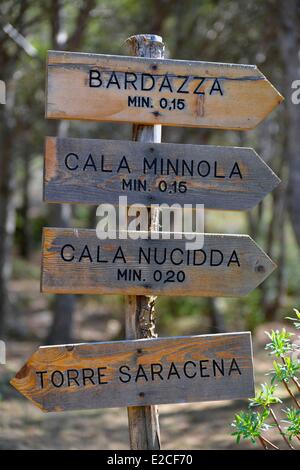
top-left (231, 410), bottom-right (269, 444)
top-left (286, 308), bottom-right (300, 330)
top-left (265, 329), bottom-right (294, 357)
top-left (270, 358), bottom-right (300, 384)
top-left (249, 383), bottom-right (281, 408)
top-left (281, 408), bottom-right (300, 440)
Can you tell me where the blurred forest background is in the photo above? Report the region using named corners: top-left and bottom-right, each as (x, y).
top-left (0, 0), bottom-right (300, 450)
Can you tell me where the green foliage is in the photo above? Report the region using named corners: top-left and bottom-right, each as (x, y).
top-left (232, 310), bottom-right (300, 449)
top-left (249, 383), bottom-right (281, 408)
top-left (231, 409), bottom-right (270, 444)
top-left (265, 329), bottom-right (294, 357)
top-left (286, 308), bottom-right (300, 330)
top-left (270, 358), bottom-right (300, 385)
top-left (282, 408), bottom-right (300, 441)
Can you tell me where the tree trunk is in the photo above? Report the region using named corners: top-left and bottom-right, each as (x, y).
top-left (278, 1), bottom-right (300, 246)
top-left (0, 80), bottom-right (16, 336)
top-left (208, 298), bottom-right (226, 333)
top-left (45, 121), bottom-right (75, 345)
top-left (19, 144), bottom-right (31, 259)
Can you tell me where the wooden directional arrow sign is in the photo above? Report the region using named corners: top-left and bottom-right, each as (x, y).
top-left (41, 228), bottom-right (276, 297)
top-left (44, 137), bottom-right (280, 211)
top-left (10, 332), bottom-right (254, 412)
top-left (46, 51), bottom-right (283, 130)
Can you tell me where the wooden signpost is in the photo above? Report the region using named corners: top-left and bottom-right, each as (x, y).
top-left (41, 228), bottom-right (276, 297)
top-left (46, 50), bottom-right (283, 130)
top-left (11, 33), bottom-right (283, 451)
top-left (11, 332), bottom-right (254, 412)
top-left (44, 137), bottom-right (280, 210)
top-left (124, 35), bottom-right (163, 449)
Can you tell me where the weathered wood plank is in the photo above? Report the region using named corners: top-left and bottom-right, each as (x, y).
top-left (44, 137), bottom-right (280, 210)
top-left (10, 332), bottom-right (254, 412)
top-left (46, 50), bottom-right (283, 130)
top-left (41, 228), bottom-right (276, 297)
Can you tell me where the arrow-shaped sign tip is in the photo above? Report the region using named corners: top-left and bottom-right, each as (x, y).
top-left (244, 235), bottom-right (277, 295)
top-left (255, 71), bottom-right (284, 127)
top-left (10, 357), bottom-right (49, 413)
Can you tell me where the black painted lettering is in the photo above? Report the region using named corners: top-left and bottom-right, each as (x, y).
top-left (166, 159), bottom-right (178, 176)
top-left (96, 246), bottom-right (108, 263)
top-left (113, 246), bottom-right (126, 264)
top-left (183, 361), bottom-right (197, 379)
top-left (100, 155), bottom-right (112, 173)
top-left (117, 156), bottom-right (131, 173)
top-left (151, 363), bottom-right (164, 381)
top-left (214, 161), bottom-right (225, 178)
top-left (228, 250), bottom-right (240, 267)
top-left (210, 78), bottom-right (223, 95)
top-left (182, 160), bottom-right (193, 176)
top-left (61, 244), bottom-right (75, 262)
top-left (176, 76), bottom-right (189, 94)
top-left (79, 245), bottom-right (93, 263)
top-left (229, 358), bottom-right (242, 375)
top-left (97, 367), bottom-right (108, 384)
top-left (154, 248), bottom-right (167, 265)
top-left (124, 72), bottom-right (138, 90)
top-left (167, 362), bottom-right (181, 380)
top-left (117, 268), bottom-right (127, 280)
top-left (122, 179), bottom-right (132, 190)
top-left (141, 97), bottom-right (151, 107)
top-left (193, 249), bottom-right (206, 266)
top-left (65, 153), bottom-right (79, 171)
top-left (83, 154), bottom-right (97, 171)
top-left (134, 179), bottom-right (147, 191)
top-left (67, 369), bottom-right (80, 387)
top-left (139, 247), bottom-right (151, 264)
top-left (82, 368), bottom-right (95, 386)
top-left (89, 69), bottom-right (102, 87)
top-left (128, 96), bottom-right (137, 107)
top-left (135, 364), bottom-right (148, 382)
top-left (117, 268), bottom-right (142, 281)
top-left (141, 73), bottom-right (155, 91)
top-left (119, 365), bottom-right (131, 383)
top-left (199, 360), bottom-right (210, 378)
top-left (230, 162), bottom-right (243, 179)
top-left (212, 359), bottom-right (225, 376)
top-left (210, 249), bottom-right (223, 267)
top-left (51, 370), bottom-right (64, 388)
top-left (170, 248), bottom-right (184, 265)
top-left (36, 371), bottom-right (48, 389)
top-left (193, 77), bottom-right (206, 95)
top-left (106, 71), bottom-right (120, 89)
top-left (143, 158), bottom-right (157, 174)
top-left (159, 75), bottom-right (173, 92)
top-left (197, 160), bottom-right (210, 177)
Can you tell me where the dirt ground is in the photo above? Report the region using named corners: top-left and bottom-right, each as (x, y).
top-left (0, 279), bottom-right (298, 450)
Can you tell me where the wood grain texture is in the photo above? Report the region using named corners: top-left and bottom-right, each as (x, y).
top-left (10, 332), bottom-right (254, 412)
top-left (44, 137), bottom-right (280, 210)
top-left (125, 33), bottom-right (163, 452)
top-left (46, 50), bottom-right (283, 130)
top-left (41, 228), bottom-right (276, 297)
